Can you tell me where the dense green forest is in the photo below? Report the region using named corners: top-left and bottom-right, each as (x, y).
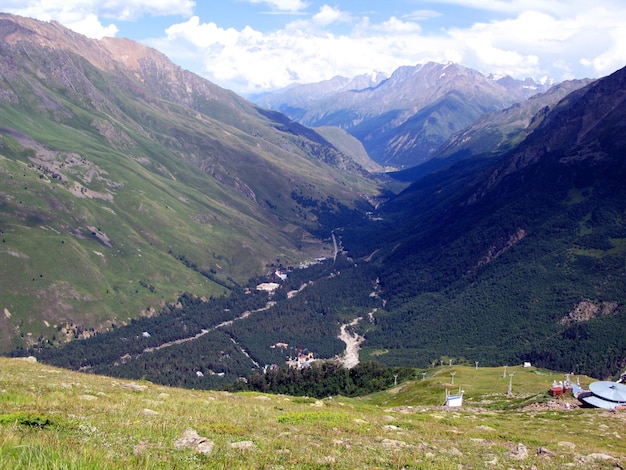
top-left (347, 108), bottom-right (626, 379)
top-left (230, 361), bottom-right (415, 398)
top-left (18, 227), bottom-right (626, 387)
top-left (12, 151), bottom-right (626, 382)
top-left (17, 257), bottom-right (386, 388)
top-left (17, 290), bottom-right (268, 380)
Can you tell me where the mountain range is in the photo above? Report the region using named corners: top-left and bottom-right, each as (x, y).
top-left (255, 62), bottom-right (553, 169)
top-left (389, 77), bottom-right (594, 183)
top-left (1, 13), bottom-right (625, 382)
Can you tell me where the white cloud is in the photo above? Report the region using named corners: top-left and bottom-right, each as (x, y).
top-left (373, 16), bottom-right (422, 34)
top-left (573, 8), bottom-right (626, 78)
top-left (403, 10), bottom-right (441, 22)
top-left (311, 5), bottom-right (347, 26)
top-left (445, 6), bottom-right (626, 81)
top-left (65, 13), bottom-right (119, 38)
top-left (246, 0), bottom-right (309, 13)
top-left (6, 0), bottom-right (626, 93)
top-left (160, 6), bottom-right (436, 93)
top-left (285, 4), bottom-right (351, 31)
top-left (4, 0), bottom-right (195, 38)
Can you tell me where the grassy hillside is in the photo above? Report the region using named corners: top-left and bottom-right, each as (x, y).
top-left (1, 358), bottom-right (624, 469)
top-left (0, 14), bottom-right (380, 352)
top-left (0, 115), bottom-right (307, 351)
top-left (314, 126), bottom-right (384, 173)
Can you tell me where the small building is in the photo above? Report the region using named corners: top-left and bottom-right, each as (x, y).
top-left (444, 388), bottom-right (464, 407)
top-left (549, 381), bottom-right (564, 397)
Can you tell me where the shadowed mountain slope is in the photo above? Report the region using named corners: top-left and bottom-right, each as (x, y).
top-left (389, 79), bottom-right (594, 183)
top-left (340, 66), bottom-right (626, 377)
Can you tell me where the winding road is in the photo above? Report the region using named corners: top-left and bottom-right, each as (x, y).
top-left (142, 302), bottom-right (275, 355)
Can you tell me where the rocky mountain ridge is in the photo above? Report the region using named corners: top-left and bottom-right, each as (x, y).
top-left (390, 78), bottom-right (594, 183)
top-left (254, 62), bottom-right (552, 168)
top-left (254, 71), bottom-right (387, 115)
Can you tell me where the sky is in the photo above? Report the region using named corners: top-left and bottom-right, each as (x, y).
top-left (4, 1), bottom-right (626, 96)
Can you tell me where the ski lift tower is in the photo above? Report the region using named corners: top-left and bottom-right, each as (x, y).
top-left (507, 373), bottom-right (514, 396)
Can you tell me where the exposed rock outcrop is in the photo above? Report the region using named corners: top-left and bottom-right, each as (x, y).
top-left (559, 300), bottom-right (619, 325)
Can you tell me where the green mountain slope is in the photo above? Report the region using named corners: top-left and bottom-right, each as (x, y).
top-left (11, 53), bottom-right (626, 382)
top-left (314, 125), bottom-right (384, 173)
top-left (0, 14), bottom-right (379, 352)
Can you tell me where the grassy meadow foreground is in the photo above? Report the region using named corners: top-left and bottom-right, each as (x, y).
top-left (0, 358), bottom-right (624, 469)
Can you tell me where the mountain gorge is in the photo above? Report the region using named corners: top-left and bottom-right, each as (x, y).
top-left (0, 13), bottom-right (378, 352)
top-left (345, 66), bottom-right (626, 377)
top-left (1, 13), bottom-right (625, 385)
